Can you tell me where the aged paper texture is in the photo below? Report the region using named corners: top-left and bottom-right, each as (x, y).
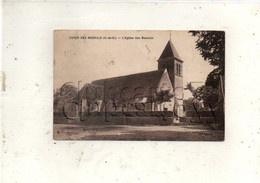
top-left (1, 2), bottom-right (260, 183)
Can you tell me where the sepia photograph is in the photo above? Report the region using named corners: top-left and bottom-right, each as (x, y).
top-left (3, 2), bottom-right (260, 183)
top-left (54, 30), bottom-right (225, 141)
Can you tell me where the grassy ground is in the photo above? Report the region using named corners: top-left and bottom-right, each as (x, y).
top-left (53, 123), bottom-right (224, 141)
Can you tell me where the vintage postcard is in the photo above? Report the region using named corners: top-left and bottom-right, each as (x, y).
top-left (54, 30), bottom-right (225, 141)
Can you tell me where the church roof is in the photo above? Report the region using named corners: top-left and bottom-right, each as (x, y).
top-left (91, 69), bottom-right (165, 100)
top-left (77, 83), bottom-right (104, 101)
top-left (159, 40), bottom-right (182, 61)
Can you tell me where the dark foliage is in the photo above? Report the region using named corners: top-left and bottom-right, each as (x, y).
top-left (193, 85), bottom-right (219, 108)
top-left (54, 83), bottom-right (78, 112)
top-left (183, 97), bottom-right (202, 111)
top-left (205, 67), bottom-right (223, 89)
top-left (189, 31), bottom-right (225, 68)
top-left (189, 31), bottom-right (225, 88)
top-left (152, 90), bottom-right (173, 103)
top-left (189, 31), bottom-right (225, 110)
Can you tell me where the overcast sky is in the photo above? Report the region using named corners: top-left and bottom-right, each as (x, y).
top-left (54, 30), bottom-right (215, 99)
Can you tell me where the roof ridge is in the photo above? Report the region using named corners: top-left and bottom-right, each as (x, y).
top-left (92, 69), bottom-right (165, 83)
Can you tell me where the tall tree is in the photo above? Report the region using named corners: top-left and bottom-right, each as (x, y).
top-left (186, 82), bottom-right (218, 109)
top-left (189, 31), bottom-right (225, 111)
top-left (189, 31), bottom-right (225, 68)
top-left (189, 31), bottom-right (225, 88)
top-left (54, 83), bottom-right (78, 112)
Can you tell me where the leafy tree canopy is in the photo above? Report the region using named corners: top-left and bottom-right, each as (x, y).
top-left (54, 83), bottom-right (78, 112)
top-left (193, 85), bottom-right (219, 108)
top-left (183, 97), bottom-right (202, 111)
top-left (189, 31), bottom-right (225, 69)
top-left (153, 90), bottom-right (173, 104)
top-left (189, 31), bottom-right (225, 89)
top-left (205, 67), bottom-right (223, 89)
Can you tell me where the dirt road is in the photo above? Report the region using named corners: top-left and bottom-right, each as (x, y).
top-left (54, 123), bottom-right (224, 141)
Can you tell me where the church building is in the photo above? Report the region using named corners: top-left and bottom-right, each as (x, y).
top-left (78, 40), bottom-right (184, 123)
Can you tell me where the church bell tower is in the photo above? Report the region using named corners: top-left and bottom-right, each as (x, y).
top-left (157, 40), bottom-right (183, 88)
top-left (157, 40), bottom-right (184, 119)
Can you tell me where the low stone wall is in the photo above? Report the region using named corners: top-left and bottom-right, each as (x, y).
top-left (83, 116), bottom-right (173, 125)
top-left (54, 111), bottom-right (174, 125)
top-left (185, 110), bottom-right (224, 118)
top-left (54, 116), bottom-right (68, 124)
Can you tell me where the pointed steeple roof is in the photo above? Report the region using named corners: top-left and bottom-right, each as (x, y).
top-left (159, 40), bottom-right (182, 61)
